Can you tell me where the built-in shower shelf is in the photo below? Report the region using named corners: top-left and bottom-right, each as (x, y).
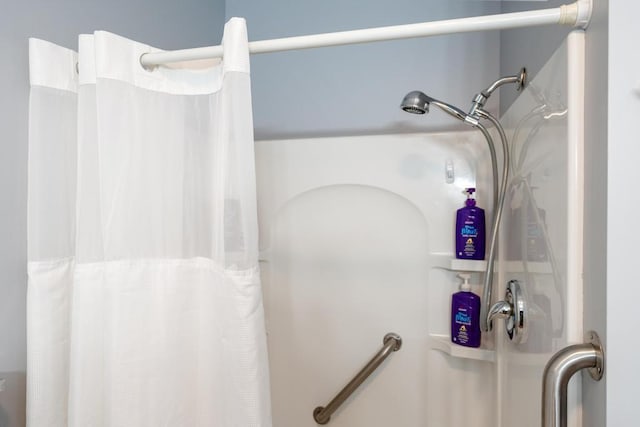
top-left (429, 334), bottom-right (495, 362)
top-left (448, 259), bottom-right (552, 274)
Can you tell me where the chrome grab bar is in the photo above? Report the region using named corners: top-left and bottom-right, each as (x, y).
top-left (541, 331), bottom-right (604, 427)
top-left (313, 333), bottom-right (402, 425)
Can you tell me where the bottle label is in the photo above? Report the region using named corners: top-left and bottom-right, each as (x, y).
top-left (453, 308), bottom-right (471, 344)
top-left (452, 301), bottom-right (481, 347)
top-left (461, 224), bottom-right (477, 237)
top-left (460, 223), bottom-right (478, 257)
top-left (455, 311), bottom-right (471, 325)
top-left (454, 324), bottom-right (470, 344)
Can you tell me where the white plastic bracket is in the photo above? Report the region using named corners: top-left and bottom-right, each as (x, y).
top-left (559, 0), bottom-right (592, 29)
top-left (575, 0), bottom-right (593, 28)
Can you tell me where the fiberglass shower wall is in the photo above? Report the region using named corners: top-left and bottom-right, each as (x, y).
top-left (254, 33), bottom-right (584, 427)
top-left (255, 132), bottom-right (496, 426)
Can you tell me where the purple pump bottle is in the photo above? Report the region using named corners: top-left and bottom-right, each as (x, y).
top-left (451, 273), bottom-right (481, 348)
top-left (455, 188), bottom-right (486, 260)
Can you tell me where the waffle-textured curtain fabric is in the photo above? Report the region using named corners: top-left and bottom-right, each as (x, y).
top-left (27, 18), bottom-right (271, 427)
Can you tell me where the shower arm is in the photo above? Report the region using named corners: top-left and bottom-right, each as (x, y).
top-left (484, 72), bottom-right (525, 97)
top-left (469, 69), bottom-right (526, 118)
top-left (474, 109), bottom-right (510, 332)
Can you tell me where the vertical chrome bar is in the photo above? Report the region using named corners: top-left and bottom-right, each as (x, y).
top-left (313, 333), bottom-right (402, 425)
top-left (541, 331), bottom-right (604, 427)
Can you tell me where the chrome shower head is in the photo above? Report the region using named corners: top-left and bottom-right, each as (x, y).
top-left (401, 69), bottom-right (526, 124)
top-left (400, 91), bottom-right (431, 114)
top-left (400, 90), bottom-right (471, 123)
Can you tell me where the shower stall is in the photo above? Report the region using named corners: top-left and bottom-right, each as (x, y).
top-left (255, 30), bottom-right (592, 427)
top-left (110, 4), bottom-right (603, 427)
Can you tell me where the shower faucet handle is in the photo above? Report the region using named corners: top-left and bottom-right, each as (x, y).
top-left (487, 280), bottom-right (527, 344)
top-left (487, 300), bottom-right (512, 327)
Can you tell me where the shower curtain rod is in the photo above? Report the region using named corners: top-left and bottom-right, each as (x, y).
top-left (140, 0), bottom-right (591, 68)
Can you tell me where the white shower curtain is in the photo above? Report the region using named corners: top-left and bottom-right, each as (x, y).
top-left (27, 18), bottom-right (271, 427)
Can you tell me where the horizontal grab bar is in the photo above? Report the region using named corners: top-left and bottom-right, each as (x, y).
top-left (313, 332), bottom-right (402, 425)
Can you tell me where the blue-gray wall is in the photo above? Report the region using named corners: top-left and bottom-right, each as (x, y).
top-left (226, 0), bottom-right (502, 139)
top-left (0, 1), bottom-right (225, 425)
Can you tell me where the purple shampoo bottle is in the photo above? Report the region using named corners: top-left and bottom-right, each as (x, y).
top-left (451, 273), bottom-right (481, 348)
top-left (455, 188), bottom-right (486, 260)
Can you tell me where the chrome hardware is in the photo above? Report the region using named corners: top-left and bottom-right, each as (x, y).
top-left (313, 333), bottom-right (402, 425)
top-left (476, 110), bottom-right (511, 332)
top-left (469, 68), bottom-right (527, 118)
top-left (542, 331), bottom-right (605, 427)
top-left (487, 280), bottom-right (527, 343)
top-left (400, 70), bottom-right (526, 333)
